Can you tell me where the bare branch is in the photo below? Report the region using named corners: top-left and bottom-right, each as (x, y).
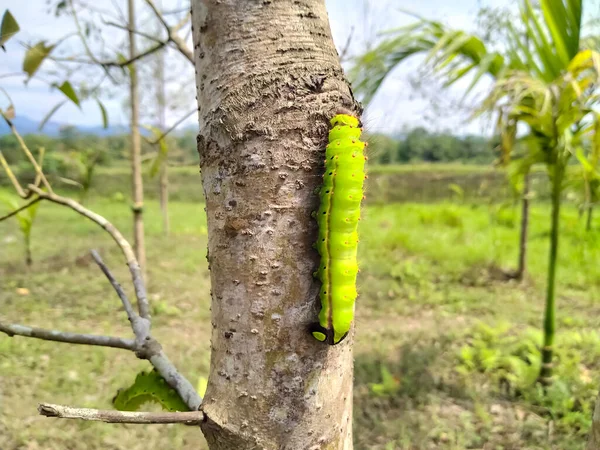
top-left (2, 117), bottom-right (53, 193)
top-left (144, 0), bottom-right (193, 64)
top-left (38, 404), bottom-right (204, 424)
top-left (172, 15), bottom-right (190, 34)
top-left (0, 125), bottom-right (202, 411)
top-left (91, 250), bottom-right (136, 321)
top-left (162, 7), bottom-right (191, 16)
top-left (0, 150), bottom-right (26, 197)
top-left (0, 321), bottom-right (136, 351)
top-left (145, 0), bottom-right (170, 31)
top-left (340, 26), bottom-right (355, 63)
top-left (104, 21), bottom-right (165, 43)
top-left (68, 0), bottom-right (117, 83)
top-left (149, 351), bottom-right (202, 411)
top-left (51, 42), bottom-right (170, 69)
top-left (0, 197), bottom-right (41, 222)
top-left (32, 147), bottom-right (46, 191)
top-left (168, 33), bottom-right (193, 64)
top-left (144, 108), bottom-right (198, 145)
top-left (26, 184), bottom-right (151, 320)
top-left (115, 42), bottom-right (169, 68)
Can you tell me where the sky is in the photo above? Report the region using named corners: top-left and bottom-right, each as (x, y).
top-left (2, 0), bottom-right (514, 136)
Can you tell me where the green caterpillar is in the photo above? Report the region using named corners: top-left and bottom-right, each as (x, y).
top-left (113, 369), bottom-right (189, 412)
top-left (310, 113), bottom-right (366, 345)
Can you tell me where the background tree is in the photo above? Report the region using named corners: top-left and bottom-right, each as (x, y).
top-left (351, 0), bottom-right (597, 384)
top-left (127, 0), bottom-right (146, 276)
top-left (351, 4), bottom-right (533, 279)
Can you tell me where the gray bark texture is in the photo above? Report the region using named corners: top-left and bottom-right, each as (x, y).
top-left (191, 1), bottom-right (359, 449)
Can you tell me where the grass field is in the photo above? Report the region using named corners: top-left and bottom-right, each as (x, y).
top-left (1, 166), bottom-right (600, 449)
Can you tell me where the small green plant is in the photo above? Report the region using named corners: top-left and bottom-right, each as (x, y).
top-left (369, 364), bottom-right (401, 398)
top-left (1, 195), bottom-right (41, 266)
top-left (457, 323), bottom-right (599, 435)
top-left (489, 204), bottom-right (516, 229)
top-left (448, 183), bottom-right (464, 203)
top-left (62, 149), bottom-right (103, 204)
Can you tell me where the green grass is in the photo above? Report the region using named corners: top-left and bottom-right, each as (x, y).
top-left (1, 171), bottom-right (600, 449)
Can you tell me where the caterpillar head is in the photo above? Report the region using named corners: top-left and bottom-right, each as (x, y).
top-left (309, 322), bottom-right (349, 345)
top-left (333, 108), bottom-right (363, 128)
top-left (331, 114), bottom-right (360, 129)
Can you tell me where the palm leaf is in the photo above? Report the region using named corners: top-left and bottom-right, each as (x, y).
top-left (350, 20), bottom-right (504, 105)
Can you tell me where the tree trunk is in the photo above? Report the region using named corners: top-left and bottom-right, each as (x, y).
top-left (159, 165), bottom-right (169, 236)
top-left (191, 1), bottom-right (358, 448)
top-left (155, 14), bottom-right (170, 237)
top-left (515, 173), bottom-right (530, 280)
top-left (539, 169), bottom-right (562, 384)
top-left (128, 0), bottom-right (146, 275)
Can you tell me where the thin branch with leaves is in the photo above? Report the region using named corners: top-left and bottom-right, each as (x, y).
top-left (0, 116), bottom-right (203, 413)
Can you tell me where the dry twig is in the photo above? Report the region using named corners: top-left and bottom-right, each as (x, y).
top-left (39, 403), bottom-right (204, 425)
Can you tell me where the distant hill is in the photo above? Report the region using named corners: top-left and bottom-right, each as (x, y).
top-left (0, 115), bottom-right (131, 137)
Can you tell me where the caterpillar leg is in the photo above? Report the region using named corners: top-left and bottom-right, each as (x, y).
top-left (309, 323), bottom-right (332, 344)
top-left (308, 323), bottom-right (348, 345)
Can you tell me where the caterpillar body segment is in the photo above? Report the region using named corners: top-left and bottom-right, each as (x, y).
top-left (311, 113), bottom-right (366, 345)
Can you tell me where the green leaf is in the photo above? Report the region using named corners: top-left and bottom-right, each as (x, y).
top-left (142, 124), bottom-right (168, 178)
top-left (0, 195), bottom-right (38, 233)
top-left (23, 42), bottom-right (55, 78)
top-left (540, 0), bottom-right (581, 64)
top-left (27, 197), bottom-right (41, 220)
top-left (575, 147), bottom-right (594, 173)
top-left (38, 100), bottom-right (67, 131)
top-left (0, 10), bottom-right (20, 48)
top-left (55, 81), bottom-right (80, 108)
top-left (113, 370), bottom-right (188, 412)
top-left (0, 195), bottom-right (19, 212)
top-left (96, 99), bottom-right (108, 128)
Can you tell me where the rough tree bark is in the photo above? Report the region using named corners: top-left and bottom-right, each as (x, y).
top-left (191, 0), bottom-right (358, 448)
top-left (128, 0), bottom-right (147, 274)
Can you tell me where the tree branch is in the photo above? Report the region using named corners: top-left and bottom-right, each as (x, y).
top-left (144, 108), bottom-right (198, 145)
top-left (0, 123), bottom-right (202, 411)
top-left (0, 321), bottom-right (136, 350)
top-left (38, 404), bottom-right (204, 424)
top-left (26, 185), bottom-right (151, 320)
top-left (88, 249), bottom-right (201, 410)
top-left (340, 26), bottom-right (355, 62)
top-left (103, 21), bottom-right (166, 43)
top-left (67, 0), bottom-right (117, 83)
top-left (90, 250), bottom-right (137, 321)
top-left (149, 351), bottom-right (202, 411)
top-left (0, 197), bottom-right (41, 222)
top-left (0, 150), bottom-right (26, 197)
top-left (1, 117), bottom-right (53, 193)
top-left (113, 42), bottom-right (169, 68)
top-left (144, 0), bottom-right (193, 64)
